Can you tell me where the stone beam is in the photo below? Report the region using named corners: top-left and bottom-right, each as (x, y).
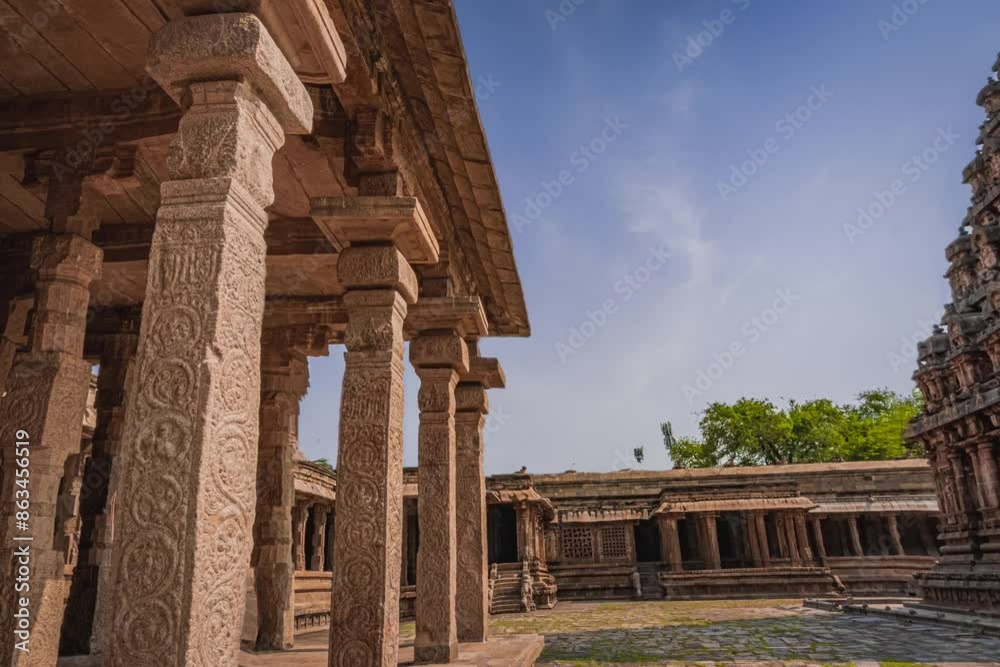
top-left (179, 0), bottom-right (347, 85)
top-left (0, 87), bottom-right (180, 152)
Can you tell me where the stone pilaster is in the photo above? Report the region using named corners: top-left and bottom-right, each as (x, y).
top-left (454, 350), bottom-right (502, 644)
top-left (253, 347), bottom-right (308, 651)
top-left (657, 514), bottom-right (684, 571)
top-left (64, 324), bottom-right (139, 656)
top-left (0, 230), bottom-right (102, 666)
top-left (410, 331), bottom-right (467, 664)
top-left (105, 13), bottom-right (312, 667)
top-left (326, 244), bottom-right (417, 667)
top-left (311, 506), bottom-right (329, 572)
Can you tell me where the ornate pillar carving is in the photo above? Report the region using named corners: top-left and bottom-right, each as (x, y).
top-left (406, 297), bottom-right (485, 663)
top-left (411, 336), bottom-right (465, 663)
top-left (64, 321), bottom-right (140, 656)
top-left (105, 13), bottom-right (312, 666)
top-left (0, 209), bottom-right (103, 665)
top-left (887, 515), bottom-right (905, 556)
top-left (454, 347), bottom-right (503, 644)
top-left (253, 342), bottom-right (309, 651)
top-left (657, 514), bottom-right (683, 571)
top-left (324, 245), bottom-right (418, 667)
top-left (698, 514), bottom-right (721, 570)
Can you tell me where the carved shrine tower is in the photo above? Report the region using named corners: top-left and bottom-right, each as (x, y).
top-left (907, 51), bottom-right (1000, 613)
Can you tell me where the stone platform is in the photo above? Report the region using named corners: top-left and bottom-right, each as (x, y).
top-left (238, 632), bottom-right (544, 666)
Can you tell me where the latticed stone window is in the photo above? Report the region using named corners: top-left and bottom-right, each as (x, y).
top-left (562, 526), bottom-right (594, 561)
top-left (599, 524), bottom-right (628, 560)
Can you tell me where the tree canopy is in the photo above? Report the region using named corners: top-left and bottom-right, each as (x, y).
top-left (662, 389), bottom-right (923, 468)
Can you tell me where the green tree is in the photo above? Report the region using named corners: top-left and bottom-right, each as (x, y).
top-left (664, 389), bottom-right (922, 468)
top-left (312, 457), bottom-right (334, 472)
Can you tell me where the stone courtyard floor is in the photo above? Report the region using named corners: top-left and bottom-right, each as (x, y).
top-left (239, 599), bottom-right (1000, 666)
top-left (500, 599), bottom-right (1000, 666)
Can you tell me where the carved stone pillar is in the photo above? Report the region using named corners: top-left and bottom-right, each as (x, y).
top-left (657, 514), bottom-right (683, 571)
top-left (293, 502), bottom-right (309, 572)
top-left (325, 245), bottom-right (418, 667)
top-left (754, 514), bottom-right (771, 566)
top-left (976, 440), bottom-right (1000, 509)
top-left (454, 349), bottom-right (503, 644)
top-left (887, 515), bottom-right (905, 556)
top-left (811, 517), bottom-right (828, 563)
top-left (848, 516), bottom-right (864, 557)
top-left (0, 230), bottom-right (102, 665)
top-left (64, 324), bottom-right (140, 656)
top-left (410, 330), bottom-right (467, 664)
top-left (744, 513), bottom-right (762, 567)
top-left (794, 513), bottom-right (813, 563)
top-left (783, 515), bottom-right (802, 566)
top-left (253, 346), bottom-right (308, 650)
top-left (311, 505), bottom-right (329, 572)
top-left (311, 101), bottom-right (438, 665)
top-left (515, 502), bottom-right (537, 562)
top-left (105, 14), bottom-right (312, 666)
top-left (698, 514), bottom-right (721, 570)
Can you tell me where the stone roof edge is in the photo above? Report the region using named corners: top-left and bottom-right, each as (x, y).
top-left (527, 459), bottom-right (932, 484)
top-left (405, 0), bottom-right (530, 337)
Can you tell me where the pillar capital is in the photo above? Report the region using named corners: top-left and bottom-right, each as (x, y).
top-left (405, 296), bottom-right (489, 341)
top-left (338, 244), bottom-right (418, 303)
top-left (147, 13), bottom-right (312, 135)
top-left (410, 332), bottom-right (470, 374)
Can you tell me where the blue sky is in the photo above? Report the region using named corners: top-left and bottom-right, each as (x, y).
top-left (299, 0), bottom-right (1000, 474)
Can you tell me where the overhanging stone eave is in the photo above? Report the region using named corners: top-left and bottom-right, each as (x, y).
top-left (390, 0), bottom-right (530, 338)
